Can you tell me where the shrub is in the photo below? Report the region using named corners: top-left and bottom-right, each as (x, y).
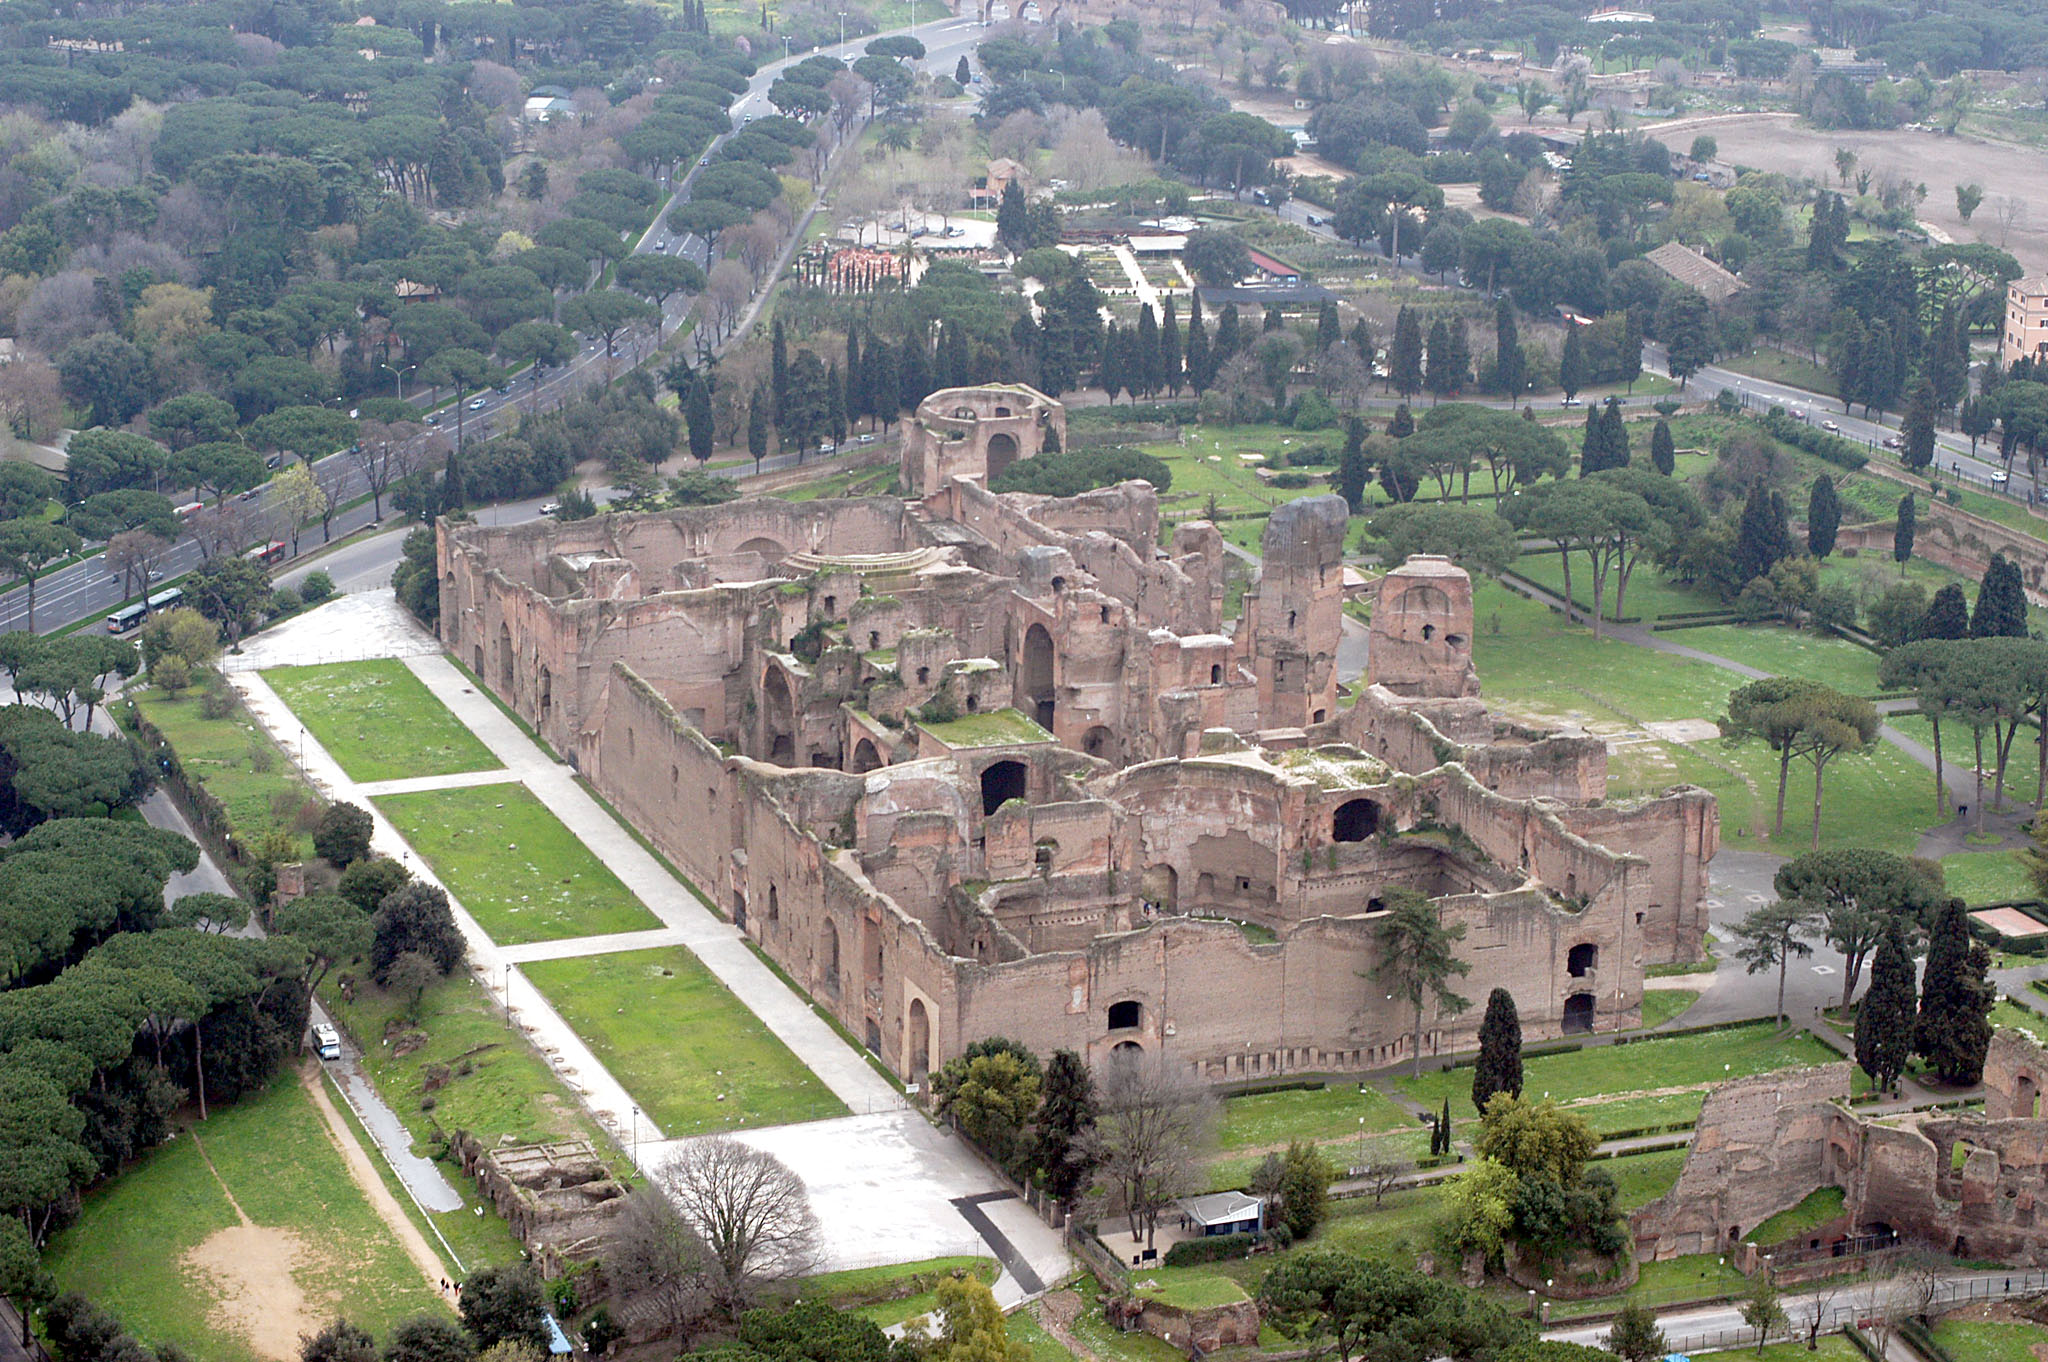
top-left (370, 882), bottom-right (465, 983)
top-left (153, 656), bottom-right (192, 697)
top-left (199, 681), bottom-right (235, 721)
top-left (299, 569), bottom-right (335, 603)
top-left (314, 801), bottom-right (374, 866)
top-left (988, 447), bottom-right (1173, 496)
top-left (269, 586), bottom-right (301, 615)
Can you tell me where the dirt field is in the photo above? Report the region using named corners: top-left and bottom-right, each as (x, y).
top-left (1647, 111), bottom-right (2048, 274)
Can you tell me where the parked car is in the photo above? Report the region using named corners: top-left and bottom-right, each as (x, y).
top-left (539, 501), bottom-right (562, 517)
top-left (1881, 435), bottom-right (1902, 450)
top-left (1304, 213), bottom-right (1323, 226)
top-left (264, 453), bottom-right (282, 469)
top-left (312, 1023), bottom-right (341, 1061)
top-left (1820, 419), bottom-right (1840, 433)
top-left (1991, 469), bottom-right (2011, 484)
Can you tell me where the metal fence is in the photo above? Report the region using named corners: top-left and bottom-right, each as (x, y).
top-left (1641, 1267), bottom-right (2048, 1356)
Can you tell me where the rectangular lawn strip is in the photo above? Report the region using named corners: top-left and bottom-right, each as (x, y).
top-left (130, 686), bottom-right (319, 862)
top-left (1927, 1319), bottom-right (2048, 1362)
top-left (523, 946), bottom-right (846, 1136)
top-left (1940, 849), bottom-right (2035, 906)
top-left (1216, 1081), bottom-right (1414, 1152)
top-left (43, 1072), bottom-right (446, 1362)
top-left (1394, 1021), bottom-right (1846, 1124)
top-left (264, 660), bottom-right (500, 783)
top-left (1640, 989), bottom-right (1699, 1028)
top-left (1667, 623), bottom-right (1884, 697)
top-left (373, 784), bottom-right (661, 944)
top-left (322, 970), bottom-right (622, 1158)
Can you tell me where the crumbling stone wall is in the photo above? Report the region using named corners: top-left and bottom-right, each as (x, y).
top-left (451, 1134), bottom-right (627, 1273)
top-left (1369, 556), bottom-right (1481, 699)
top-left (900, 383), bottom-right (1066, 495)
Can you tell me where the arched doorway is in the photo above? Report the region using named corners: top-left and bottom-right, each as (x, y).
top-left (981, 760), bottom-right (1027, 816)
top-left (498, 622), bottom-right (515, 690)
top-left (907, 998), bottom-right (930, 1083)
top-left (851, 738), bottom-right (882, 772)
top-left (1331, 799), bottom-right (1381, 842)
top-left (1082, 725), bottom-right (1117, 762)
top-left (821, 920), bottom-right (841, 996)
top-left (1562, 992), bottom-right (1595, 1034)
top-left (985, 431), bottom-right (1020, 482)
top-left (538, 668), bottom-right (552, 725)
top-left (1567, 943), bottom-right (1598, 978)
top-left (1142, 864), bottom-right (1178, 912)
top-left (2019, 1073), bottom-right (2040, 1119)
top-left (763, 668), bottom-right (795, 765)
top-left (1112, 1039), bottom-right (1143, 1056)
top-left (735, 535), bottom-right (789, 561)
top-left (1018, 623), bottom-right (1054, 730)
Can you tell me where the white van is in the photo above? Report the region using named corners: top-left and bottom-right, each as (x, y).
top-left (312, 1023), bottom-right (342, 1061)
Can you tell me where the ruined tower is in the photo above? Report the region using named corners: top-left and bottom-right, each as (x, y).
top-left (1246, 495), bottom-right (1348, 729)
top-left (1369, 555), bottom-right (1481, 699)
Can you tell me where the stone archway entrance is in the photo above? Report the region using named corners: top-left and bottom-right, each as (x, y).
top-left (763, 668), bottom-right (795, 765)
top-left (1562, 992), bottom-right (1595, 1034)
top-left (1019, 623), bottom-right (1054, 730)
top-left (907, 998), bottom-right (930, 1083)
top-left (851, 738), bottom-right (882, 772)
top-left (986, 431), bottom-right (1019, 482)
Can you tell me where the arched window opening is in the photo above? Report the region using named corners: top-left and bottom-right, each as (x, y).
top-left (1332, 799), bottom-right (1381, 842)
top-left (1210, 664), bottom-right (1222, 684)
top-left (965, 694), bottom-right (979, 712)
top-left (917, 666), bottom-right (931, 685)
top-left (1108, 1000), bottom-right (1143, 1031)
top-left (768, 886), bottom-right (780, 920)
top-left (821, 919), bottom-right (840, 995)
top-left (981, 760), bottom-right (1027, 816)
top-left (1567, 943), bottom-right (1598, 977)
top-left (1562, 992), bottom-right (1595, 1034)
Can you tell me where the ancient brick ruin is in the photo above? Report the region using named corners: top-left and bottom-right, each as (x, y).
top-left (1636, 1031), bottom-right (2048, 1266)
top-left (439, 385), bottom-right (1717, 1085)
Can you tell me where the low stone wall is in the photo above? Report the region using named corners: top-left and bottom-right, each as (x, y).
top-left (1130, 1297), bottom-right (1262, 1351)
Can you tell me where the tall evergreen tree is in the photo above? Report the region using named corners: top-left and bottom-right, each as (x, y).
top-left (1807, 475), bottom-right (1840, 558)
top-left (1443, 319), bottom-right (1471, 399)
top-left (845, 328), bottom-right (865, 427)
top-left (1424, 318), bottom-right (1454, 403)
top-left (825, 361), bottom-right (847, 444)
top-left (1388, 403), bottom-right (1414, 438)
top-left (1214, 304), bottom-right (1242, 370)
top-left (1032, 1049), bottom-right (1098, 1202)
top-left (1493, 297), bottom-right (1523, 398)
top-left (1471, 987), bottom-right (1524, 1114)
top-left (866, 339), bottom-right (897, 427)
top-left (1390, 306), bottom-right (1424, 400)
top-left (1650, 418), bottom-right (1676, 476)
top-left (1186, 296), bottom-right (1211, 393)
top-left (1921, 583), bottom-right (1969, 639)
top-left (1578, 405), bottom-right (1603, 475)
top-left (956, 54), bottom-right (971, 85)
top-left (1856, 930), bottom-right (1917, 1094)
top-left (1099, 324), bottom-right (1126, 403)
top-left (1916, 898), bottom-right (1994, 1085)
top-left (1316, 299), bottom-right (1341, 351)
top-left (1901, 377), bottom-right (1937, 474)
top-left (996, 178), bottom-right (1030, 253)
top-left (1161, 298), bottom-right (1182, 396)
top-left (1893, 493), bottom-right (1916, 574)
top-left (685, 373), bottom-right (715, 463)
top-left (1932, 307), bottom-right (1970, 417)
top-left (771, 318), bottom-right (789, 427)
top-left (1737, 479), bottom-right (1790, 583)
top-left (440, 449), bottom-right (464, 514)
top-left (898, 334), bottom-right (931, 414)
top-left (1263, 305), bottom-right (1284, 333)
top-left (1973, 552), bottom-right (2028, 637)
top-left (746, 385), bottom-right (768, 473)
top-left (1135, 304), bottom-right (1160, 399)
top-left (1618, 307), bottom-right (1644, 392)
top-left (1338, 417), bottom-right (1369, 513)
top-left (940, 323), bottom-right (969, 390)
top-left (1349, 318), bottom-right (1374, 369)
top-left (1559, 323), bottom-right (1587, 402)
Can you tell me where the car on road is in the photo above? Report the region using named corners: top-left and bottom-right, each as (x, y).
top-left (857, 433), bottom-right (877, 444)
top-left (424, 412), bottom-right (441, 425)
top-left (468, 396), bottom-right (488, 411)
top-left (655, 240), bottom-right (669, 251)
top-left (1992, 469), bottom-right (2011, 484)
top-left (1882, 435), bottom-right (1902, 450)
top-left (699, 156), bottom-right (710, 166)
top-left (540, 501), bottom-right (562, 516)
top-left (1820, 419), bottom-right (1840, 432)
top-left (1304, 213), bottom-right (1323, 226)
top-left (1560, 396), bottom-right (1583, 407)
top-left (312, 1023), bottom-right (341, 1061)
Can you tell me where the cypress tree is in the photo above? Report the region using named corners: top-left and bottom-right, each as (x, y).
top-left (1350, 318), bottom-right (1374, 368)
top-left (440, 449), bottom-right (464, 514)
top-left (1618, 307), bottom-right (1644, 392)
top-left (898, 334), bottom-right (931, 413)
top-left (1388, 403), bottom-right (1414, 438)
top-left (1099, 323), bottom-right (1126, 403)
top-left (1316, 299), bottom-right (1341, 351)
top-left (1579, 405), bottom-right (1603, 475)
top-left (1425, 318), bottom-right (1454, 403)
top-left (1893, 493), bottom-right (1915, 574)
top-left (1263, 304), bottom-right (1283, 333)
top-left (844, 328), bottom-right (865, 426)
top-left (1215, 305), bottom-right (1242, 368)
top-left (1737, 479), bottom-right (1787, 583)
top-left (956, 54), bottom-right (971, 85)
top-left (1443, 319), bottom-right (1471, 399)
top-left (826, 361), bottom-right (847, 444)
top-left (1650, 418), bottom-right (1676, 476)
top-left (867, 339), bottom-right (897, 427)
top-left (1493, 296), bottom-right (1523, 398)
top-left (771, 318), bottom-right (789, 427)
top-left (1161, 297), bottom-right (1182, 397)
top-left (1390, 306), bottom-right (1424, 399)
top-left (1807, 474), bottom-right (1840, 558)
top-left (1032, 1049), bottom-right (1098, 1202)
top-left (1920, 583), bottom-right (1970, 640)
top-left (1471, 987), bottom-right (1524, 1114)
top-left (940, 323), bottom-right (968, 390)
top-left (1902, 377), bottom-right (1937, 472)
top-left (1916, 898), bottom-right (1994, 1085)
top-left (1605, 399), bottom-right (1630, 468)
top-left (746, 385), bottom-right (768, 473)
top-left (1338, 417), bottom-right (1369, 513)
top-left (1136, 303), bottom-right (1160, 399)
top-left (1973, 552), bottom-right (2028, 637)
top-left (1439, 1098), bottom-right (1452, 1156)
top-left (1856, 930), bottom-right (1917, 1095)
top-left (1186, 295), bottom-right (1211, 393)
top-left (1559, 323), bottom-right (1587, 402)
top-left (997, 178), bottom-right (1029, 253)
top-left (685, 373), bottom-right (715, 463)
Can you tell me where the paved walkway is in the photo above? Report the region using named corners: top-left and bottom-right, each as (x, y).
top-left (227, 596), bottom-right (1070, 1301)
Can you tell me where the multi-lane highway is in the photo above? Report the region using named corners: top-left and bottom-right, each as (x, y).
top-left (2, 11), bottom-right (992, 636)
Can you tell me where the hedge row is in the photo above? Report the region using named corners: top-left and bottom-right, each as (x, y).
top-left (1161, 1225), bottom-right (1292, 1267)
top-left (1762, 409), bottom-right (1870, 471)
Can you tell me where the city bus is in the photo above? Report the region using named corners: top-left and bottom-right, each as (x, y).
top-left (105, 587), bottom-right (184, 634)
top-left (244, 540), bottom-right (287, 566)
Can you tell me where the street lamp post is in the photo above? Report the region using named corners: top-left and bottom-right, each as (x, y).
top-left (630, 1104), bottom-right (640, 1164)
top-left (380, 362), bottom-right (417, 401)
top-left (838, 10), bottom-right (846, 50)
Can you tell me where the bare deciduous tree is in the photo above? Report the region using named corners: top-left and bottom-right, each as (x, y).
top-left (1083, 1051), bottom-right (1217, 1251)
top-left (348, 420), bottom-right (427, 519)
top-left (606, 1185), bottom-right (713, 1342)
top-left (652, 1137), bottom-right (820, 1314)
top-left (0, 353), bottom-right (63, 442)
top-left (1994, 194), bottom-right (2029, 247)
top-left (107, 529), bottom-right (172, 598)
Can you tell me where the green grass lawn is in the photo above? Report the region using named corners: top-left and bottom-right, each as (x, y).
top-left (131, 686), bottom-right (318, 862)
top-left (1469, 581), bottom-right (1936, 857)
top-left (1749, 1185), bottom-right (1845, 1244)
top-left (1927, 1318), bottom-right (2048, 1362)
top-left (1942, 850), bottom-right (2035, 905)
top-left (1693, 1336), bottom-right (1863, 1361)
top-left (1547, 1252), bottom-right (1753, 1320)
top-left (43, 1071), bottom-right (447, 1362)
top-left (1718, 348), bottom-right (1842, 398)
top-left (1665, 624), bottom-right (1883, 696)
top-left (1604, 1146), bottom-right (1689, 1209)
top-left (1135, 1275), bottom-right (1247, 1309)
top-left (1216, 1081), bottom-right (1414, 1153)
top-left (265, 660), bottom-right (499, 783)
top-left (1641, 989), bottom-right (1699, 1028)
top-left (1010, 1305), bottom-right (1079, 1362)
top-left (795, 1254), bottom-right (999, 1327)
top-left (523, 946), bottom-right (846, 1137)
top-left (373, 784), bottom-right (662, 944)
top-left (1394, 1021), bottom-right (1845, 1125)
top-left (323, 970), bottom-right (620, 1157)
